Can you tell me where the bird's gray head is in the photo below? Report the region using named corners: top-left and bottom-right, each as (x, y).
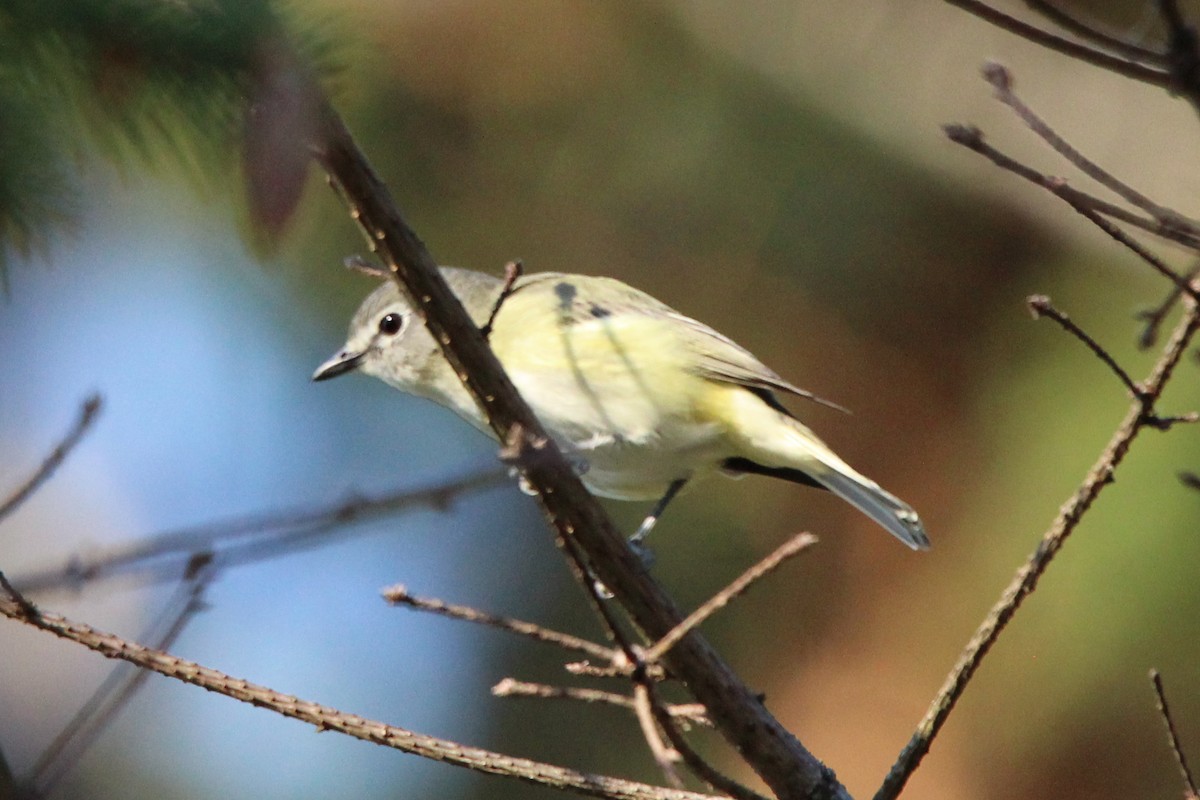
top-left (312, 269), bottom-right (506, 413)
top-left (312, 281), bottom-right (439, 393)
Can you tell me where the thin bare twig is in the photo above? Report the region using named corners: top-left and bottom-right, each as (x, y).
top-left (564, 661), bottom-right (671, 683)
top-left (566, 661), bottom-right (632, 679)
top-left (646, 684), bottom-right (768, 800)
top-left (1025, 1), bottom-right (1167, 63)
top-left (491, 679), bottom-right (710, 727)
top-left (942, 0), bottom-right (1171, 86)
top-left (1072, 204), bottom-right (1199, 308)
top-left (492, 678), bottom-right (632, 707)
top-left (1026, 295), bottom-right (1140, 396)
top-left (1150, 669), bottom-right (1200, 799)
top-left (944, 122), bottom-right (1200, 251)
top-left (13, 467), bottom-right (507, 594)
top-left (982, 62), bottom-right (1195, 230)
top-left (0, 595), bottom-right (721, 800)
top-left (0, 395), bottom-right (103, 525)
top-left (633, 684), bottom-right (685, 789)
top-left (645, 533), bottom-right (817, 664)
top-left (481, 259), bottom-right (524, 341)
top-left (29, 557), bottom-right (216, 794)
top-left (383, 585), bottom-right (617, 662)
top-left (343, 254), bottom-right (389, 279)
top-left (875, 289), bottom-right (1200, 800)
top-left (944, 125), bottom-right (1198, 289)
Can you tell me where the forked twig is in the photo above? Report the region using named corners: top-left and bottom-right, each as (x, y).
top-left (497, 422), bottom-right (650, 683)
top-left (645, 533), bottom-right (817, 664)
top-left (0, 395), bottom-right (103, 524)
top-left (1150, 669), bottom-right (1200, 800)
top-left (875, 291), bottom-right (1200, 800)
top-left (383, 585), bottom-right (617, 662)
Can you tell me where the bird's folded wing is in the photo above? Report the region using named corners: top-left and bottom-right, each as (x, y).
top-left (667, 310), bottom-right (849, 414)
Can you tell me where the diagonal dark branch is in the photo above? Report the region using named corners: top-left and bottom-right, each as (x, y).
top-left (875, 287), bottom-right (1200, 800)
top-left (311, 101), bottom-right (845, 800)
top-left (0, 395), bottom-right (103, 525)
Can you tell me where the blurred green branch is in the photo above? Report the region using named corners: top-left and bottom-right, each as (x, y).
top-left (0, 0), bottom-right (331, 275)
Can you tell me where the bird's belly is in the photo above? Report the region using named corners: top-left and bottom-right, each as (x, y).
top-left (574, 435), bottom-right (725, 500)
top-left (506, 344), bottom-right (729, 499)
top-left (537, 400), bottom-right (728, 501)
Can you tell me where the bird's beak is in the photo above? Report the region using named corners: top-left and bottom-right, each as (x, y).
top-left (312, 348), bottom-right (366, 382)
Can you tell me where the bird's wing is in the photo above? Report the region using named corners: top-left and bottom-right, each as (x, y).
top-left (507, 273), bottom-right (846, 413)
top-left (665, 310), bottom-right (849, 414)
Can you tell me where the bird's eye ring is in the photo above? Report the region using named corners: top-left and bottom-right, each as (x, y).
top-left (378, 313), bottom-right (404, 336)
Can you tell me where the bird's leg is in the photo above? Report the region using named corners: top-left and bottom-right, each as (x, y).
top-left (629, 478), bottom-right (687, 548)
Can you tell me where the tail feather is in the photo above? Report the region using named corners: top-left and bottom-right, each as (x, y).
top-left (809, 468), bottom-right (930, 551)
top-left (717, 386), bottom-right (930, 550)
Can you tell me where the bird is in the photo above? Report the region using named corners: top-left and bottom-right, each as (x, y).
top-left (313, 267), bottom-right (929, 551)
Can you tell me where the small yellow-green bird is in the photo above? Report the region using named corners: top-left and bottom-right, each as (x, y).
top-left (314, 268), bottom-right (929, 550)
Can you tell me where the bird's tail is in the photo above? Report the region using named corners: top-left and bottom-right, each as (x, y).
top-left (722, 389), bottom-right (930, 550)
top-left (806, 464), bottom-right (929, 550)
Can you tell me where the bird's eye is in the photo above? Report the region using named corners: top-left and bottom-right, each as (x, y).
top-left (378, 313), bottom-right (404, 336)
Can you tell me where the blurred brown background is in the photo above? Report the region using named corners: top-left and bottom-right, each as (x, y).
top-left (4, 1), bottom-right (1200, 798)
